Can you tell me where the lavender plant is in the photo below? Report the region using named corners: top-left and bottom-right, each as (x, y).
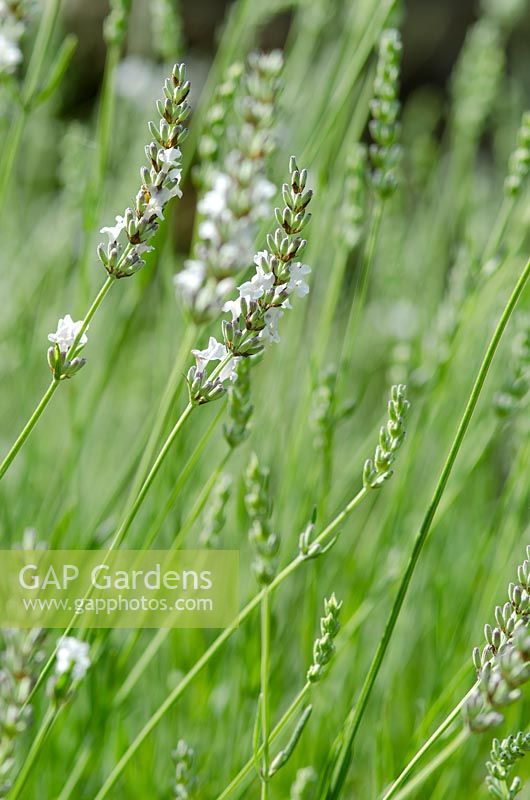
top-left (463, 545), bottom-right (530, 733)
top-left (174, 51), bottom-right (283, 322)
top-left (7, 4), bottom-right (530, 800)
top-left (172, 740), bottom-right (195, 799)
top-left (369, 28), bottom-right (402, 198)
top-left (186, 156), bottom-right (312, 406)
top-left (0, 62), bottom-right (190, 479)
top-left (485, 732), bottom-right (530, 799)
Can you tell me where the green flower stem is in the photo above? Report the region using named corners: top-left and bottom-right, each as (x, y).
top-left (142, 414), bottom-right (228, 550)
top-left (0, 0), bottom-right (63, 212)
top-left (25, 388), bottom-right (199, 710)
top-left (381, 684), bottom-right (477, 800)
top-left (94, 487), bottom-right (368, 799)
top-left (115, 475), bottom-right (365, 706)
top-left (217, 683), bottom-right (311, 800)
top-left (107, 403), bottom-right (194, 550)
top-left (260, 591), bottom-right (272, 799)
top-left (392, 729), bottom-right (469, 800)
top-left (324, 255), bottom-right (530, 798)
top-left (9, 705), bottom-right (60, 800)
top-left (217, 602), bottom-right (375, 800)
top-left (124, 323), bottom-right (198, 508)
top-left (0, 378), bottom-right (59, 480)
top-left (0, 275), bottom-right (115, 481)
top-left (56, 739), bottom-right (91, 800)
top-left (113, 446), bottom-right (231, 682)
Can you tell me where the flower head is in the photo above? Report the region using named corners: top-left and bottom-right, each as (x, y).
top-left (187, 157), bottom-right (313, 406)
top-left (0, 31), bottom-right (22, 74)
top-left (192, 336), bottom-right (228, 373)
top-left (55, 636), bottom-right (91, 681)
top-left (48, 315), bottom-right (88, 356)
top-left (239, 264), bottom-right (275, 301)
top-left (97, 63), bottom-right (190, 279)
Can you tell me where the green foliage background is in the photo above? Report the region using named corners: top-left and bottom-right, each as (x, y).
top-left (2, 0), bottom-right (530, 797)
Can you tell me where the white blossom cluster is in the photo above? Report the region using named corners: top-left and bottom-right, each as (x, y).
top-left (48, 315), bottom-right (88, 355)
top-left (174, 51), bottom-right (284, 323)
top-left (47, 314), bottom-right (88, 380)
top-left (47, 636), bottom-right (91, 705)
top-left (0, 0), bottom-right (35, 76)
top-left (55, 636), bottom-right (91, 682)
top-left (187, 157), bottom-right (312, 406)
top-left (98, 63), bottom-right (190, 279)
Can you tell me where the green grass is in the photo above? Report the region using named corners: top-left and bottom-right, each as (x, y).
top-left (2, 0), bottom-right (530, 797)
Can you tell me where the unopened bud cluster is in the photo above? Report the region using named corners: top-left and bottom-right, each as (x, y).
top-left (98, 63), bottom-right (190, 279)
top-left (340, 143), bottom-right (367, 248)
top-left (370, 29), bottom-right (402, 198)
top-left (494, 316), bottom-right (530, 417)
top-left (451, 19), bottom-right (504, 143)
top-left (307, 594), bottom-right (342, 683)
top-left (186, 158), bottom-right (313, 406)
top-left (103, 0), bottom-right (132, 46)
top-left (174, 52), bottom-right (283, 322)
top-left (152, 0), bottom-right (183, 65)
top-left (224, 356), bottom-right (255, 448)
top-left (464, 545), bottom-right (530, 732)
top-left (172, 739), bottom-right (195, 799)
top-left (196, 63), bottom-right (243, 172)
top-left (363, 384), bottom-right (410, 489)
top-left (245, 453), bottom-right (279, 586)
top-left (199, 474), bottom-right (231, 549)
top-left (485, 731), bottom-right (530, 799)
top-left (505, 112), bottom-right (530, 196)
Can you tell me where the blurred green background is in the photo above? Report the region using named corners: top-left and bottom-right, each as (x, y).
top-left (2, 0), bottom-right (530, 798)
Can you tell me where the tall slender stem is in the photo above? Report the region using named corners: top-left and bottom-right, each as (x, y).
top-left (9, 705), bottom-right (59, 799)
top-left (217, 683), bottom-right (311, 800)
top-left (324, 255), bottom-right (530, 798)
top-left (259, 591), bottom-right (271, 799)
top-left (24, 393), bottom-right (196, 710)
top-left (93, 487), bottom-right (368, 799)
top-left (381, 685), bottom-right (476, 800)
top-left (124, 323), bottom-right (197, 508)
top-left (392, 729), bottom-right (469, 800)
top-left (0, 379), bottom-right (59, 480)
top-left (0, 276), bottom-right (114, 481)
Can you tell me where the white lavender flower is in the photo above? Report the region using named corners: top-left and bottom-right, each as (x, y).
top-left (174, 52), bottom-right (283, 323)
top-left (46, 315), bottom-right (88, 380)
top-left (464, 545), bottom-right (530, 733)
top-left (49, 636), bottom-right (90, 706)
top-left (186, 157), bottom-right (313, 406)
top-left (0, 1), bottom-right (34, 76)
top-left (47, 315), bottom-right (88, 356)
top-left (0, 30), bottom-right (21, 73)
top-left (97, 63), bottom-right (190, 279)
top-left (55, 636), bottom-right (91, 682)
top-left (191, 337), bottom-right (239, 385)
